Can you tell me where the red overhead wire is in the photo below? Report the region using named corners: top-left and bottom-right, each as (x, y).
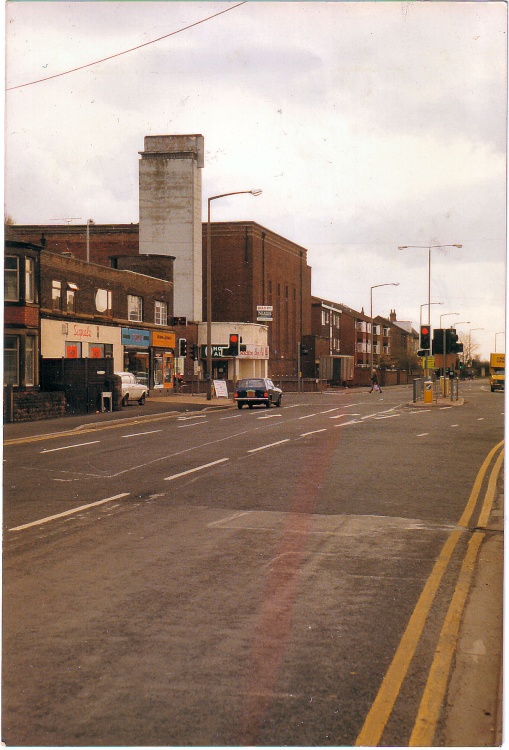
top-left (7, 2), bottom-right (247, 91)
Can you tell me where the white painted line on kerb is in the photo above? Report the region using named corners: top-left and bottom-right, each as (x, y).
top-left (164, 458), bottom-right (229, 481)
top-left (300, 429), bottom-right (327, 437)
top-left (9, 493), bottom-right (130, 532)
top-left (122, 430), bottom-right (162, 438)
top-left (40, 440), bottom-right (100, 454)
top-left (248, 439), bottom-right (290, 454)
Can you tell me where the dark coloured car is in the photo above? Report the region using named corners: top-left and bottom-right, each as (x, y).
top-left (233, 378), bottom-right (282, 409)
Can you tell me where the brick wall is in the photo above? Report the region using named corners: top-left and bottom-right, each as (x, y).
top-left (4, 389), bottom-right (66, 422)
top-left (4, 306), bottom-right (40, 326)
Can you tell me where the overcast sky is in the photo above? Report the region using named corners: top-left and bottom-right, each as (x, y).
top-left (5, 1), bottom-right (507, 359)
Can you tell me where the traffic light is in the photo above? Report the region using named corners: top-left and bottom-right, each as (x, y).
top-left (229, 333), bottom-right (239, 356)
top-left (420, 325), bottom-right (431, 350)
top-left (179, 338), bottom-right (187, 357)
top-left (432, 329), bottom-right (444, 355)
top-left (190, 343), bottom-right (198, 360)
top-left (446, 329), bottom-right (463, 354)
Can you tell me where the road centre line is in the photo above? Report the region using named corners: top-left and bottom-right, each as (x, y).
top-left (300, 429), bottom-right (327, 437)
top-left (122, 429), bottom-right (162, 438)
top-left (178, 421), bottom-right (208, 428)
top-left (164, 458), bottom-right (229, 481)
top-left (257, 414), bottom-right (283, 420)
top-left (248, 439), bottom-right (290, 453)
top-left (9, 493), bottom-right (130, 532)
top-left (40, 440), bottom-right (100, 454)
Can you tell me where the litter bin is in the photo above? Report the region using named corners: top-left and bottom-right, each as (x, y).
top-left (423, 379), bottom-right (433, 404)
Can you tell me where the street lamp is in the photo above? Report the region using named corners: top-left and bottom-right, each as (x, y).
top-left (370, 282), bottom-right (399, 373)
top-left (206, 189), bottom-right (262, 400)
top-left (399, 244), bottom-right (462, 377)
top-left (495, 331), bottom-right (505, 351)
top-left (420, 302), bottom-right (443, 330)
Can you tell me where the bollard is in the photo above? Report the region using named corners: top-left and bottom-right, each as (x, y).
top-left (423, 379), bottom-right (433, 404)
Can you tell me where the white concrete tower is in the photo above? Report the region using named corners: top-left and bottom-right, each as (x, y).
top-left (139, 134), bottom-right (204, 322)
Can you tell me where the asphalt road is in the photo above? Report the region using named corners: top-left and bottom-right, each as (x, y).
top-left (2, 381), bottom-right (504, 746)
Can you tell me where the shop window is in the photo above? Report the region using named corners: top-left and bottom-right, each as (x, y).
top-left (65, 341), bottom-right (82, 358)
top-left (155, 300), bottom-right (168, 326)
top-left (95, 289), bottom-right (112, 315)
top-left (4, 335), bottom-right (19, 385)
top-left (25, 258), bottom-right (36, 303)
top-left (5, 257), bottom-right (19, 302)
top-left (104, 344), bottom-right (113, 358)
top-left (128, 295), bottom-right (143, 322)
top-left (52, 280), bottom-right (62, 310)
top-left (89, 344), bottom-right (105, 358)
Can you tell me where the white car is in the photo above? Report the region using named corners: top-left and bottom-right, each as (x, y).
top-left (116, 372), bottom-right (148, 406)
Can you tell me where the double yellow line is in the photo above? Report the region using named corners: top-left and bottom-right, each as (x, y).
top-left (356, 439), bottom-right (504, 747)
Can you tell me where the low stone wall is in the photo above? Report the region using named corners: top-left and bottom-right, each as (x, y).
top-left (4, 389), bottom-right (66, 423)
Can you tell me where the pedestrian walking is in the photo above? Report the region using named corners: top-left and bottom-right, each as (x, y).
top-left (369, 370), bottom-right (382, 393)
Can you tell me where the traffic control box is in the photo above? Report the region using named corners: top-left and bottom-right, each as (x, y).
top-left (423, 380), bottom-right (433, 404)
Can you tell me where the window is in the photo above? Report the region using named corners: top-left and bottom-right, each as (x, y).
top-left (89, 344), bottom-right (104, 358)
top-left (4, 335), bottom-right (19, 385)
top-left (25, 258), bottom-right (36, 303)
top-left (155, 300), bottom-right (168, 326)
top-left (95, 289), bottom-right (112, 315)
top-left (25, 337), bottom-right (36, 386)
top-left (5, 256), bottom-right (19, 301)
top-left (66, 289), bottom-right (76, 313)
top-left (52, 280), bottom-right (62, 310)
top-left (65, 341), bottom-right (82, 358)
top-left (128, 295), bottom-right (143, 322)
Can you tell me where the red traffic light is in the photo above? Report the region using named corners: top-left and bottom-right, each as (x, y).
top-left (229, 334), bottom-right (239, 344)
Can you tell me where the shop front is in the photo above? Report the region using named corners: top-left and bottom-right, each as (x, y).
top-left (152, 331), bottom-right (176, 390)
top-left (41, 319), bottom-right (123, 371)
top-left (122, 328), bottom-right (150, 384)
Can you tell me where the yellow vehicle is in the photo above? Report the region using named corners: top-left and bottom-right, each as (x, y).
top-left (489, 353), bottom-right (505, 392)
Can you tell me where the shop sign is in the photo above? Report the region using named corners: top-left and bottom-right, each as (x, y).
top-left (257, 305), bottom-right (273, 322)
top-left (122, 328), bottom-right (150, 347)
top-left (200, 345), bottom-right (228, 358)
top-left (152, 331), bottom-right (176, 348)
top-left (72, 323), bottom-right (100, 339)
top-left (239, 345), bottom-right (269, 359)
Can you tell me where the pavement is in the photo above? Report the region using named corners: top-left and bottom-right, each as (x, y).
top-left (3, 388), bottom-right (503, 744)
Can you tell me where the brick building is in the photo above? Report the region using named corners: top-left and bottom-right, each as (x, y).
top-left (8, 220), bottom-right (312, 379)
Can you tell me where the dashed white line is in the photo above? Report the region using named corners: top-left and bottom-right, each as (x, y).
top-left (122, 430), bottom-right (162, 438)
top-left (257, 413), bottom-right (283, 420)
top-left (40, 440), bottom-right (100, 454)
top-left (417, 433), bottom-right (429, 437)
top-left (178, 421), bottom-right (209, 428)
top-left (300, 429), bottom-right (328, 437)
top-left (247, 439), bottom-right (291, 454)
top-left (164, 458), bottom-right (229, 481)
top-left (298, 413), bottom-right (320, 420)
top-left (9, 493), bottom-right (130, 532)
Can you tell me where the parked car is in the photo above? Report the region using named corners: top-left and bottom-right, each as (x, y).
top-left (233, 378), bottom-right (282, 409)
top-left (116, 372), bottom-right (148, 406)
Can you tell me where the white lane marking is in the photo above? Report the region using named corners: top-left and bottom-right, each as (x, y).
top-left (178, 422), bottom-right (208, 428)
top-left (221, 414), bottom-right (242, 419)
top-left (122, 429), bottom-right (162, 438)
top-left (40, 440), bottom-right (100, 454)
top-left (208, 511), bottom-right (252, 528)
top-left (477, 418), bottom-right (484, 421)
top-left (257, 413), bottom-right (283, 420)
top-left (282, 404), bottom-right (302, 409)
top-left (300, 429), bottom-right (327, 437)
top-left (451, 424), bottom-right (459, 428)
top-left (329, 413), bottom-right (347, 419)
top-left (335, 420), bottom-right (362, 427)
top-left (375, 414), bottom-right (400, 420)
top-left (177, 414), bottom-right (208, 421)
top-left (345, 403), bottom-right (361, 408)
top-left (417, 433), bottom-right (429, 437)
top-left (320, 408), bottom-right (339, 414)
top-left (410, 410), bottom-right (431, 414)
top-left (298, 413), bottom-right (320, 420)
top-left (9, 493), bottom-right (130, 532)
top-left (164, 458), bottom-right (229, 481)
top-left (248, 439), bottom-right (290, 454)
top-left (440, 406), bottom-right (452, 410)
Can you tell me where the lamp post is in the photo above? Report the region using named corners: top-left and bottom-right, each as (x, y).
top-left (419, 302), bottom-right (443, 330)
top-left (495, 331), bottom-right (505, 351)
top-left (370, 282), bottom-right (399, 373)
top-left (206, 189), bottom-right (262, 400)
top-left (398, 244), bottom-right (462, 376)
